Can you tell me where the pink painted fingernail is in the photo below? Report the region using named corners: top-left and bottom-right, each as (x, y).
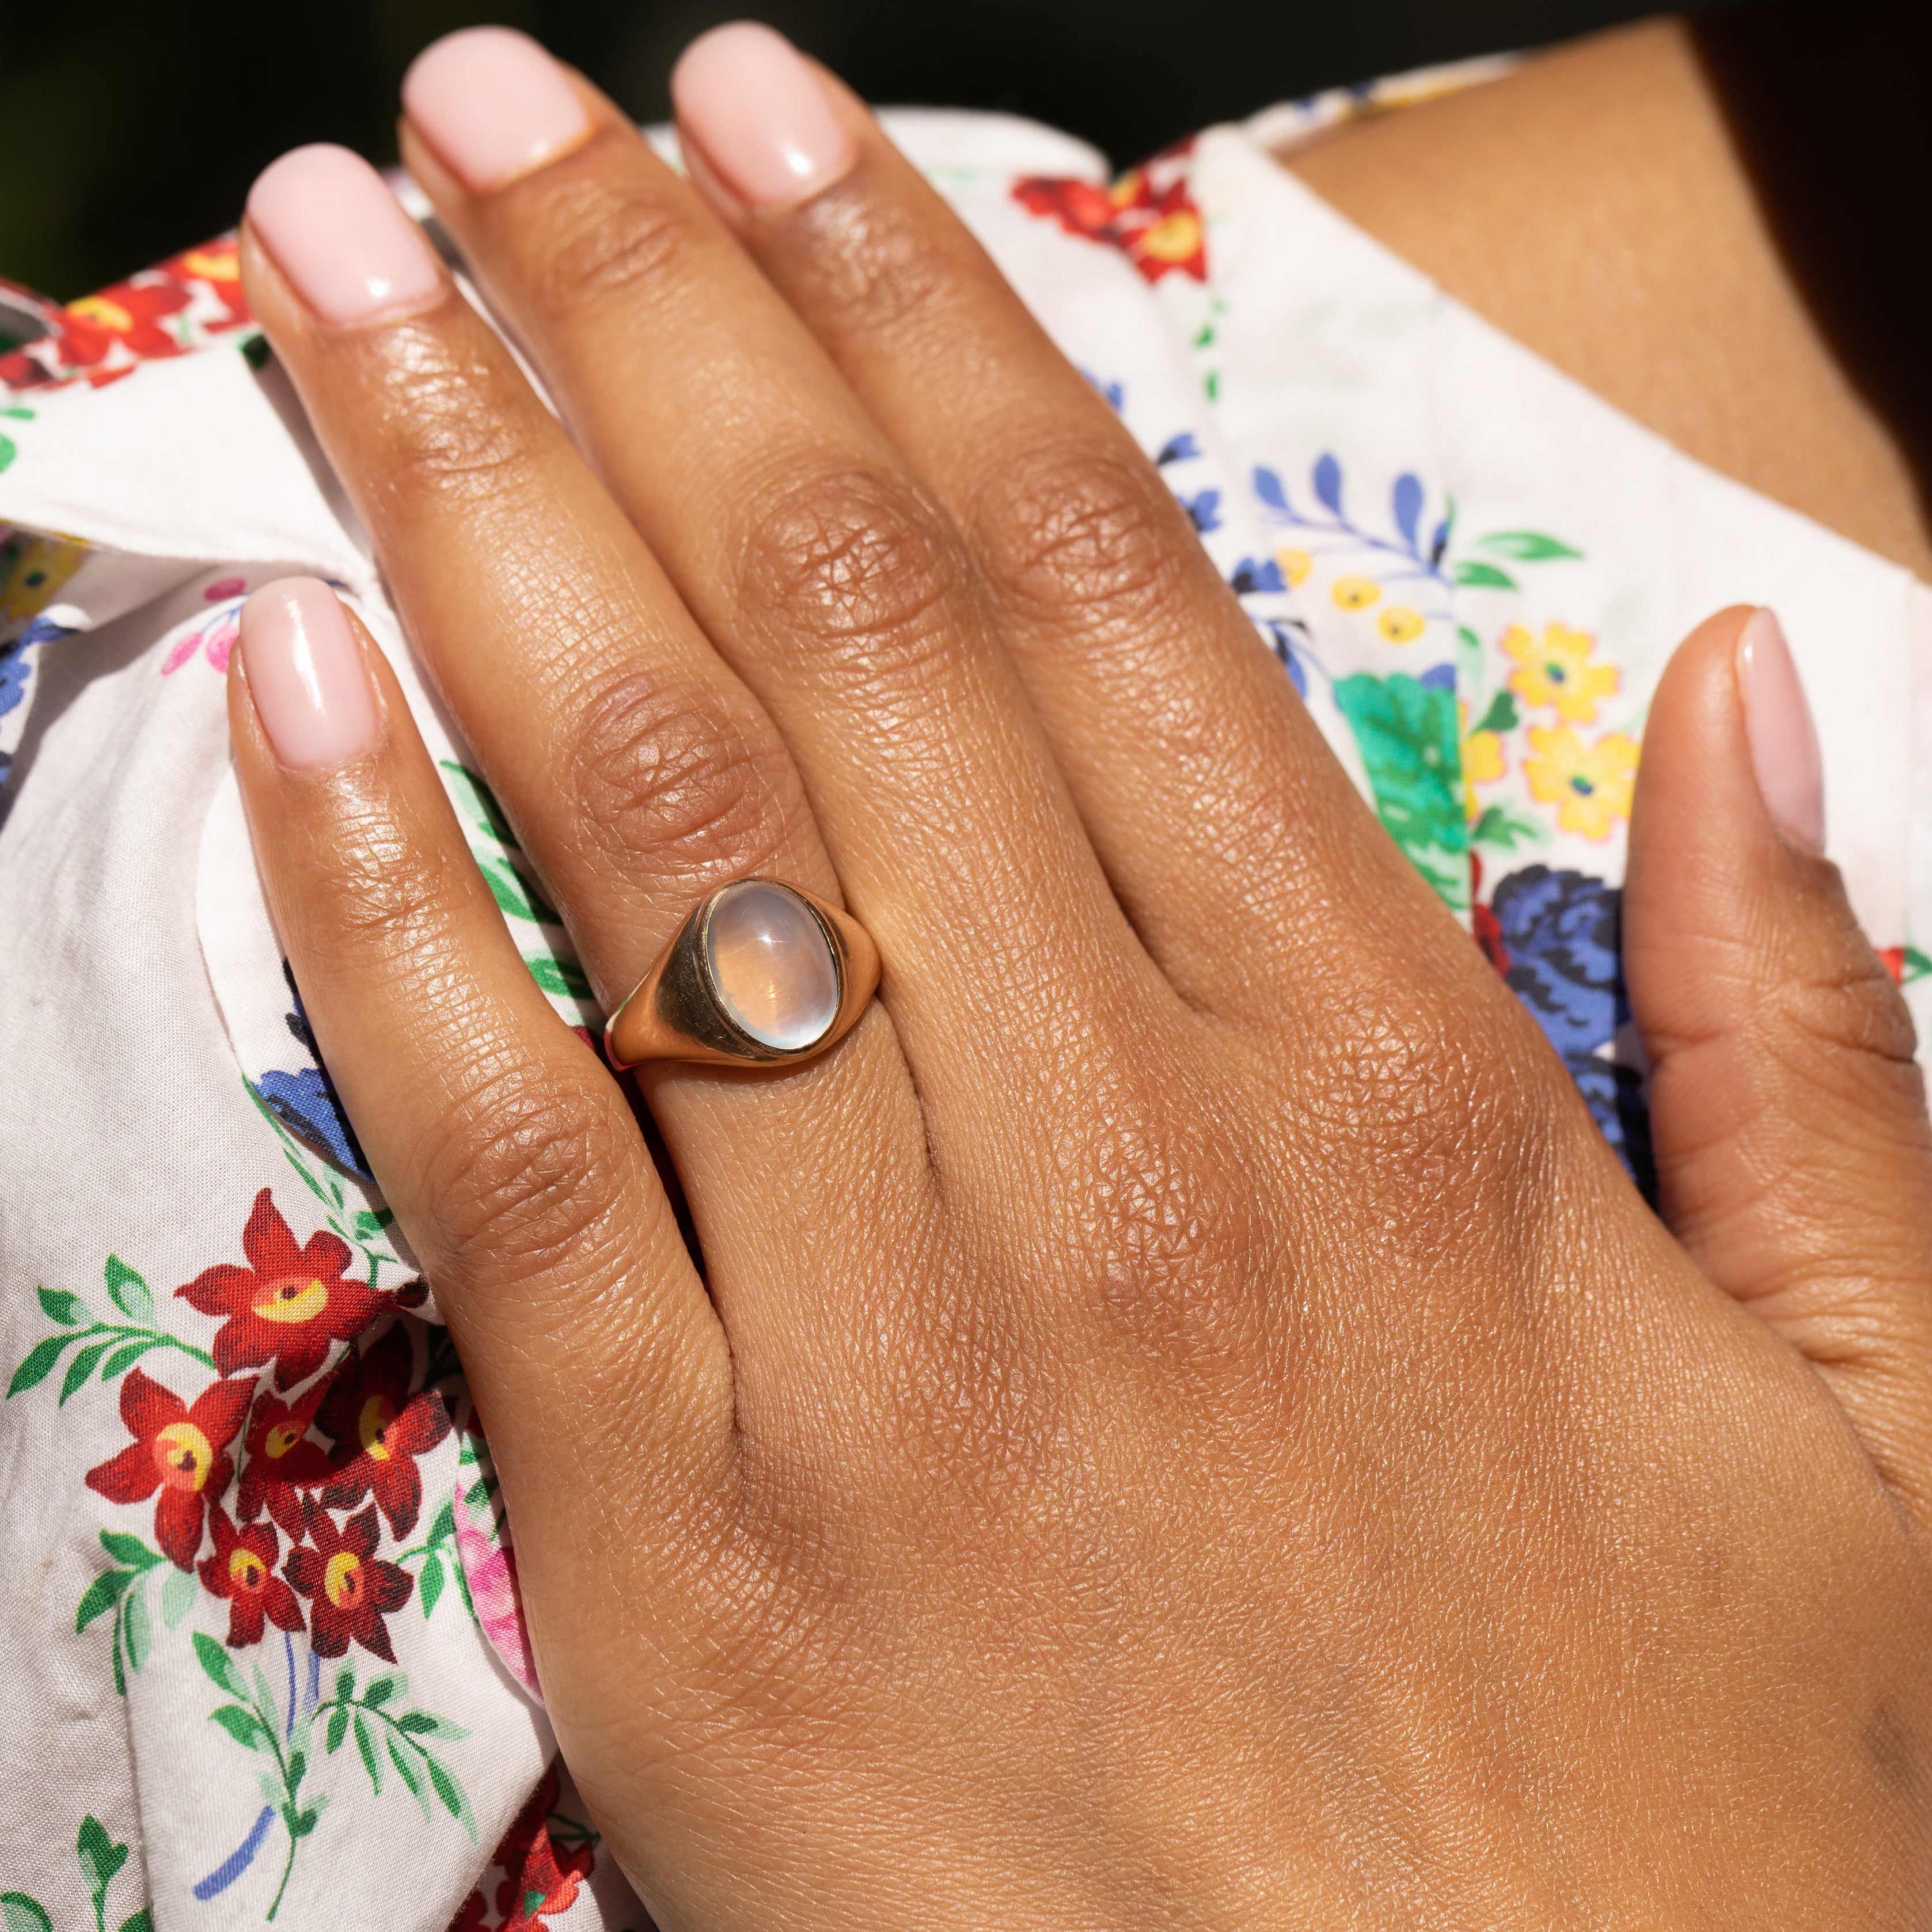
top-left (240, 579), bottom-right (380, 772)
top-left (1737, 608), bottom-right (1825, 853)
top-left (246, 145), bottom-right (443, 328)
top-left (671, 22), bottom-right (855, 210)
top-left (404, 26), bottom-right (591, 193)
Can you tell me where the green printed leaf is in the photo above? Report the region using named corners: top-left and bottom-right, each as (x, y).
top-left (335, 1667), bottom-right (356, 1702)
top-left (426, 1496), bottom-right (456, 1548)
top-left (354, 1712), bottom-right (382, 1793)
top-left (422, 1749), bottom-right (476, 1838)
top-left (1453, 559), bottom-right (1518, 591)
top-left (1471, 803), bottom-right (1550, 852)
top-left (0, 1895), bottom-right (52, 1932)
top-left (9, 1331), bottom-right (77, 1397)
top-left (1472, 530), bottom-right (1582, 563)
top-left (395, 1710), bottom-right (468, 1740)
top-left (1333, 674), bottom-right (1469, 916)
top-left (59, 1339), bottom-right (112, 1405)
top-left (75, 1569), bottom-right (136, 1633)
top-left (36, 1286), bottom-right (82, 1325)
top-left (103, 1257), bottom-right (155, 1325)
top-left (1473, 690), bottom-right (1519, 737)
top-left (210, 1703), bottom-right (270, 1751)
top-left (388, 1736), bottom-right (430, 1816)
top-left (193, 1630), bottom-right (246, 1699)
top-left (121, 1582), bottom-right (152, 1673)
top-left (479, 855), bottom-right (560, 926)
top-left (525, 953), bottom-right (592, 1001)
top-left (362, 1675), bottom-right (396, 1708)
top-left (160, 1564), bottom-right (198, 1629)
top-left (352, 1208), bottom-right (394, 1238)
top-left (439, 760), bottom-right (517, 844)
top-left (1901, 944), bottom-right (1932, 984)
top-left (98, 1341), bottom-right (153, 1381)
top-left (117, 1912), bottom-right (153, 1932)
top-left (287, 1748), bottom-right (306, 1794)
top-left (420, 1554), bottom-right (445, 1619)
top-left (326, 1706), bottom-right (350, 1753)
top-left (76, 1813), bottom-right (130, 1898)
top-left (0, 435), bottom-right (15, 477)
top-left (100, 1531), bottom-right (163, 1572)
top-left (111, 1603), bottom-right (126, 1698)
top-left (294, 1806), bottom-right (320, 1838)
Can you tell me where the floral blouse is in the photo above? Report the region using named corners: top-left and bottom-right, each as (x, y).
top-left (1, 62), bottom-right (1926, 1931)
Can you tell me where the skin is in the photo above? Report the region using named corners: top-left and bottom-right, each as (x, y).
top-left (1288, 12), bottom-right (1932, 581)
top-left (231, 29), bottom-right (1932, 1929)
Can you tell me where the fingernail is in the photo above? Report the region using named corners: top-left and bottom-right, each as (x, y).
top-left (403, 26), bottom-right (592, 193)
top-left (671, 22), bottom-right (855, 210)
top-left (240, 579), bottom-right (380, 771)
top-left (246, 145), bottom-right (443, 328)
top-left (1736, 608), bottom-right (1826, 853)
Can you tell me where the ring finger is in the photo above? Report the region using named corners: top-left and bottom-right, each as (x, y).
top-left (238, 145), bottom-right (932, 1360)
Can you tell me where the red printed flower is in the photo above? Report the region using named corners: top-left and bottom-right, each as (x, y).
top-left (317, 1327), bottom-right (451, 1538)
top-left (177, 1188), bottom-right (423, 1390)
top-left (199, 1505), bottom-right (305, 1647)
top-left (235, 1373), bottom-right (337, 1525)
top-left (85, 1368), bottom-right (252, 1570)
top-left (283, 1498), bottom-right (412, 1661)
top-left (495, 1767), bottom-right (597, 1930)
top-left (1014, 141), bottom-right (1207, 284)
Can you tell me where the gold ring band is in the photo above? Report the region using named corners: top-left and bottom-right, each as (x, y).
top-left (604, 879), bottom-right (879, 1071)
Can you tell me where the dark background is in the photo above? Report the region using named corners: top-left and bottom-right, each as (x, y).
top-left (2, 0), bottom-right (1739, 301)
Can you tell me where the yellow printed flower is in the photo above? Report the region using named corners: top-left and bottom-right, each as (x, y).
top-left (1459, 702), bottom-right (1507, 818)
top-left (66, 294), bottom-right (134, 335)
top-left (1333, 575), bottom-right (1381, 611)
top-left (1378, 605), bottom-right (1425, 644)
top-left (1503, 623), bottom-right (1619, 723)
top-left (1524, 726), bottom-right (1639, 841)
top-left (179, 246), bottom-right (241, 283)
top-left (1278, 546), bottom-right (1312, 587)
top-left (1139, 210), bottom-right (1205, 268)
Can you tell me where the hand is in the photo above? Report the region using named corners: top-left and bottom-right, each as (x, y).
top-left (229, 25), bottom-right (1932, 1926)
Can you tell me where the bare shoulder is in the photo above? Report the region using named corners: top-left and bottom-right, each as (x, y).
top-left (1282, 11), bottom-right (1932, 580)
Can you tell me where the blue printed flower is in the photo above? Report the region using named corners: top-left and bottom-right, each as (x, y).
top-left (257, 964), bottom-right (370, 1177)
top-left (1179, 489), bottom-right (1222, 534)
top-left (1229, 556), bottom-right (1285, 596)
top-left (1487, 864), bottom-right (1654, 1194)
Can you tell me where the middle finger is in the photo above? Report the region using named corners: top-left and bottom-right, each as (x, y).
top-left (394, 35), bottom-right (1168, 1122)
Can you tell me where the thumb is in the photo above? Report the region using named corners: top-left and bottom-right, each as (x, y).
top-left (1624, 605), bottom-right (1932, 1522)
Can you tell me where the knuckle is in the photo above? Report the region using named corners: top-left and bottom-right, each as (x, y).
top-left (737, 465), bottom-right (970, 692)
top-left (787, 191), bottom-right (952, 341)
top-left (1770, 936), bottom-right (1922, 1085)
top-left (417, 1060), bottom-right (631, 1282)
top-left (317, 790), bottom-right (479, 976)
top-left (366, 332), bottom-right (547, 507)
top-left (567, 669), bottom-right (806, 893)
top-left (970, 439), bottom-right (1202, 647)
top-left (514, 169), bottom-right (701, 324)
top-left (1055, 1060), bottom-right (1271, 1365)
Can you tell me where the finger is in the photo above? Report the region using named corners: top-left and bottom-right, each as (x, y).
top-left (238, 143), bottom-right (933, 1345)
top-left (397, 32), bottom-right (1166, 1116)
top-left (668, 28), bottom-right (1394, 1023)
top-left (226, 575), bottom-right (739, 1685)
top-left (1624, 605), bottom-right (1932, 1520)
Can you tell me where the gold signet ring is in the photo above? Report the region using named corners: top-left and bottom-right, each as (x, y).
top-left (604, 879), bottom-right (880, 1071)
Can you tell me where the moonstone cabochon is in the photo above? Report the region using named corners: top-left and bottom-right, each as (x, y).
top-left (701, 881), bottom-right (841, 1052)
